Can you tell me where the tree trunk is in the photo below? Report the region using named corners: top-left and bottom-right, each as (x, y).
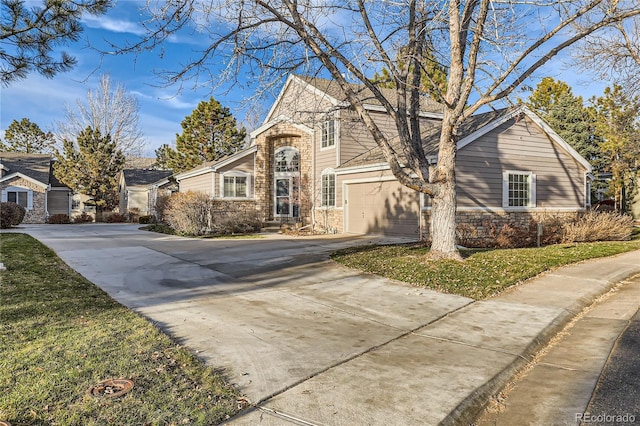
top-left (426, 107), bottom-right (462, 261)
top-left (428, 179), bottom-right (462, 260)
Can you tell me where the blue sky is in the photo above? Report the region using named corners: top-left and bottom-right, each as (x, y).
top-left (0, 1), bottom-right (610, 158)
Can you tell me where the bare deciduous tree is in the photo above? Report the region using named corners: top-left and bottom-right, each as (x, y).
top-left (130, 0), bottom-right (640, 259)
top-left (574, 15), bottom-right (640, 94)
top-left (57, 74), bottom-right (147, 158)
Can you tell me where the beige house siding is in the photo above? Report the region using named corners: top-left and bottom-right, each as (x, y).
top-left (456, 117), bottom-right (587, 209)
top-left (268, 80), bottom-right (335, 127)
top-left (179, 173), bottom-right (214, 195)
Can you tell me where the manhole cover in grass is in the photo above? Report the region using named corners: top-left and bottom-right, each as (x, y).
top-left (88, 379), bottom-right (134, 398)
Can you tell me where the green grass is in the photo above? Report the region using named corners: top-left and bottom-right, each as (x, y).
top-left (331, 240), bottom-right (640, 300)
top-left (0, 233), bottom-right (240, 425)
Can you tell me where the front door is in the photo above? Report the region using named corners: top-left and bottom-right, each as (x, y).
top-left (275, 178), bottom-right (292, 217)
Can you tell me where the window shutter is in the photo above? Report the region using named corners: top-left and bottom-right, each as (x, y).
top-left (27, 190), bottom-right (33, 210)
top-left (1, 190), bottom-right (6, 202)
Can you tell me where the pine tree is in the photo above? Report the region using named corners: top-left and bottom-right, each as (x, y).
top-left (0, 118), bottom-right (55, 153)
top-left (159, 97), bottom-right (246, 173)
top-left (370, 47), bottom-right (448, 102)
top-left (526, 78), bottom-right (601, 166)
top-left (591, 85), bottom-right (640, 212)
top-left (1, 0), bottom-right (110, 86)
top-left (54, 127), bottom-right (125, 220)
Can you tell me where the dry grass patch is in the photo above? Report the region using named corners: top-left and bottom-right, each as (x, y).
top-left (0, 233), bottom-right (240, 425)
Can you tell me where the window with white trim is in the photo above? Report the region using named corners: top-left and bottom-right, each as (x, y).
top-left (1, 186), bottom-right (33, 210)
top-left (503, 171), bottom-right (536, 208)
top-left (321, 120), bottom-right (335, 148)
top-left (222, 172), bottom-right (249, 198)
top-left (321, 170), bottom-right (336, 207)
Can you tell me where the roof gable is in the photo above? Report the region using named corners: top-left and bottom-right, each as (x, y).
top-left (263, 74), bottom-right (444, 126)
top-left (0, 172), bottom-right (50, 189)
top-left (0, 152), bottom-right (53, 186)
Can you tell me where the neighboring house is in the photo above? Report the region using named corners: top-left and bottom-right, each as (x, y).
top-left (118, 169), bottom-right (174, 216)
top-left (176, 75), bottom-right (593, 240)
top-left (0, 152), bottom-right (72, 223)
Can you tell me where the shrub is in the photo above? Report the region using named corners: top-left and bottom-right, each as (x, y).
top-left (0, 202), bottom-right (26, 228)
top-left (127, 207), bottom-right (141, 223)
top-left (164, 192), bottom-right (211, 236)
top-left (139, 215), bottom-right (153, 224)
top-left (73, 212), bottom-right (94, 223)
top-left (105, 212), bottom-right (127, 223)
top-left (563, 211), bottom-right (633, 242)
top-left (47, 214), bottom-right (71, 224)
top-left (154, 194), bottom-right (171, 223)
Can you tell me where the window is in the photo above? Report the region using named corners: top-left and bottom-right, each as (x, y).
top-left (275, 148), bottom-right (300, 172)
top-left (321, 120), bottom-right (335, 148)
top-left (1, 186), bottom-right (32, 210)
top-left (503, 171), bottom-right (536, 208)
top-left (7, 191), bottom-right (28, 208)
top-left (223, 174), bottom-right (248, 198)
top-left (321, 171), bottom-right (336, 207)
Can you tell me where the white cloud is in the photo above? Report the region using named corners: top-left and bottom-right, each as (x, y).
top-left (82, 15), bottom-right (146, 36)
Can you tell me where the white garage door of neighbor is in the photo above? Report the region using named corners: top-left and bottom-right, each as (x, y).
top-left (346, 180), bottom-right (420, 237)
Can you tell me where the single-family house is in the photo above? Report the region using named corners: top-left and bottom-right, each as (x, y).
top-left (118, 169), bottom-right (174, 216)
top-left (0, 152), bottom-right (72, 223)
top-left (176, 75), bottom-right (593, 240)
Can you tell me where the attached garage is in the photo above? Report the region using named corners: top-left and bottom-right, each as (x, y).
top-left (345, 179), bottom-right (420, 237)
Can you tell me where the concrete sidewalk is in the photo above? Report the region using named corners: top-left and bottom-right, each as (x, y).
top-left (228, 250), bottom-right (640, 425)
top-left (10, 225), bottom-right (640, 425)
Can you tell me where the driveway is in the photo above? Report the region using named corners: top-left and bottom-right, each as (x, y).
top-left (16, 224), bottom-right (472, 404)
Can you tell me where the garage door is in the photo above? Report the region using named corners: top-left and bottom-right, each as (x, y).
top-left (346, 180), bottom-right (420, 237)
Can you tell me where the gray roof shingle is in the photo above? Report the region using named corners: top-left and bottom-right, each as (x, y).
top-left (0, 152), bottom-right (54, 185)
top-left (122, 169), bottom-right (173, 187)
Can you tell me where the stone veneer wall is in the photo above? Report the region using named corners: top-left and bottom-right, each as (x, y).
top-left (0, 177), bottom-right (47, 223)
top-left (313, 208), bottom-right (344, 234)
top-left (254, 124), bottom-right (313, 224)
top-left (421, 209), bottom-right (582, 247)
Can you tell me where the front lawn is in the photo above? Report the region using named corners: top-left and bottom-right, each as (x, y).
top-left (0, 233), bottom-right (240, 425)
top-left (331, 240), bottom-right (640, 300)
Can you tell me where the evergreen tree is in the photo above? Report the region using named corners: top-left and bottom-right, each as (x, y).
top-left (153, 143), bottom-right (176, 170)
top-left (1, 0), bottom-right (110, 86)
top-left (54, 127), bottom-right (125, 220)
top-left (591, 85), bottom-right (640, 212)
top-left (370, 47), bottom-right (448, 102)
top-left (526, 78), bottom-right (601, 166)
top-left (0, 118), bottom-right (55, 153)
top-left (159, 97), bottom-right (246, 173)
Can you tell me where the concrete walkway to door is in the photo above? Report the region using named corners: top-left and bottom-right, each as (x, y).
top-left (12, 223), bottom-right (640, 425)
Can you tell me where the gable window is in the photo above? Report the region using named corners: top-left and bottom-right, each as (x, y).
top-left (503, 171), bottom-right (536, 208)
top-left (222, 173), bottom-right (249, 198)
top-left (321, 120), bottom-right (335, 148)
top-left (1, 186), bottom-right (33, 210)
top-left (321, 170), bottom-right (336, 207)
top-left (275, 147), bottom-right (300, 172)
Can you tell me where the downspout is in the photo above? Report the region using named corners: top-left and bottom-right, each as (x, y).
top-left (45, 184), bottom-right (51, 220)
top-left (311, 121), bottom-right (317, 230)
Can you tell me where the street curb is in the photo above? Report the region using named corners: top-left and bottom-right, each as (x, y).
top-left (440, 251), bottom-right (640, 426)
